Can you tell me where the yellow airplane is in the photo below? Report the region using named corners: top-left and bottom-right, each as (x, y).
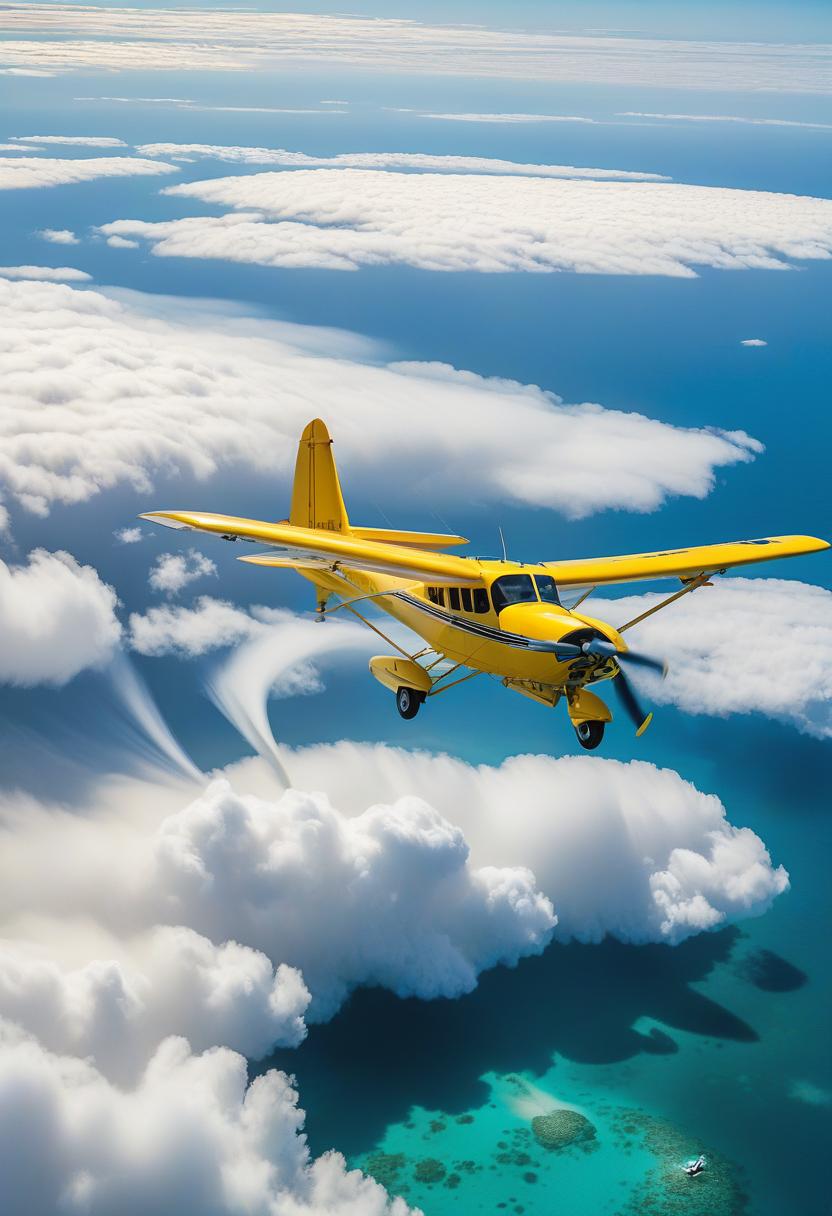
top-left (141, 419), bottom-right (828, 750)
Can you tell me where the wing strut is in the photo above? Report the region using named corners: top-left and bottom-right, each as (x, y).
top-left (617, 571), bottom-right (714, 634)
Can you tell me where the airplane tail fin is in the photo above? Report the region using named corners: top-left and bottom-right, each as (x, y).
top-left (289, 418), bottom-right (351, 534)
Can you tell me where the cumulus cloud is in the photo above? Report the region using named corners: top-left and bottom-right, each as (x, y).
top-left (0, 264), bottom-right (90, 281)
top-left (0, 155), bottom-right (177, 191)
top-left (105, 234), bottom-right (138, 248)
top-left (37, 227), bottom-right (79, 244)
top-left (587, 577), bottom-right (832, 738)
top-left (129, 596), bottom-right (268, 656)
top-left (103, 169), bottom-right (832, 277)
top-left (741, 337), bottom-right (768, 346)
top-left (0, 277), bottom-right (759, 523)
top-left (0, 772), bottom-right (555, 1023)
top-left (0, 1025), bottom-right (413, 1215)
top-left (135, 143), bottom-right (666, 181)
top-left (148, 549), bottom-right (217, 596)
top-left (4, 8), bottom-right (830, 92)
top-left (11, 134), bottom-right (127, 147)
top-left (0, 549), bottom-right (121, 686)
top-left (114, 525), bottom-right (143, 544)
top-left (0, 929), bottom-right (309, 1080)
top-left (280, 743), bottom-right (789, 944)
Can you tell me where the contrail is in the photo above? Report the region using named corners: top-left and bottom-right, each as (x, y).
top-left (205, 614), bottom-right (373, 785)
top-left (107, 651), bottom-right (203, 784)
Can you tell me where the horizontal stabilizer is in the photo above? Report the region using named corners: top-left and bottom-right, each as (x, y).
top-left (350, 526), bottom-right (468, 550)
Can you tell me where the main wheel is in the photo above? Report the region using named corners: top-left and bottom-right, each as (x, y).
top-left (575, 719), bottom-right (604, 750)
top-left (396, 686), bottom-right (422, 720)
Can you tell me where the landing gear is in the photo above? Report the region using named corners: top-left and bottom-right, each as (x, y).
top-left (396, 686), bottom-right (423, 720)
top-left (575, 720), bottom-right (605, 750)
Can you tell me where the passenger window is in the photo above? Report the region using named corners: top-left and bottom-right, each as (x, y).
top-left (473, 588), bottom-right (489, 614)
top-left (427, 586), bottom-right (439, 604)
top-left (535, 575), bottom-right (561, 606)
top-left (490, 574), bottom-right (537, 613)
top-left (436, 587), bottom-right (445, 607)
top-left (449, 587), bottom-right (460, 611)
top-left (461, 588), bottom-right (472, 612)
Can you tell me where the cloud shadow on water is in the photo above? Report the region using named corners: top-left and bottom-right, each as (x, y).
top-left (261, 927), bottom-right (756, 1158)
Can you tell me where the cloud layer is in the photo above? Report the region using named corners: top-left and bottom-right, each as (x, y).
top-left (136, 143), bottom-right (667, 181)
top-left (101, 169), bottom-right (832, 277)
top-left (0, 278), bottom-right (759, 524)
top-left (0, 549), bottom-right (121, 686)
top-left (4, 7), bottom-right (830, 92)
top-left (589, 577), bottom-right (832, 738)
top-left (0, 155), bottom-right (176, 191)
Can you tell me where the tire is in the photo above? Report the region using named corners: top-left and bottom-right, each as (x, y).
top-left (396, 686), bottom-right (422, 720)
top-left (575, 719), bottom-right (604, 750)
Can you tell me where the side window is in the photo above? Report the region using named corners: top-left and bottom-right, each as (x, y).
top-left (449, 587), bottom-right (460, 611)
top-left (473, 587), bottom-right (489, 614)
top-left (535, 575), bottom-right (561, 606)
top-left (427, 586), bottom-right (439, 604)
top-left (436, 587), bottom-right (445, 607)
top-left (461, 588), bottom-right (472, 612)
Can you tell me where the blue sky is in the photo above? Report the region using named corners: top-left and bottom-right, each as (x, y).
top-left (0, 6), bottom-right (831, 1215)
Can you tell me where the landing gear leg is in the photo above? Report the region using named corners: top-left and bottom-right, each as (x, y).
top-left (396, 686), bottom-right (423, 720)
top-left (575, 720), bottom-right (605, 750)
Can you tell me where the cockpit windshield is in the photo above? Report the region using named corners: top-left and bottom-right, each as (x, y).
top-left (534, 574), bottom-right (561, 606)
top-left (490, 573), bottom-right (537, 613)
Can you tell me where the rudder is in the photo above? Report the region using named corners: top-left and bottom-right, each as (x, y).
top-left (289, 418), bottom-right (350, 533)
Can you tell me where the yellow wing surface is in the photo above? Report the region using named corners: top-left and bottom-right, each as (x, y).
top-left (139, 510), bottom-right (482, 586)
top-left (544, 535), bottom-right (829, 587)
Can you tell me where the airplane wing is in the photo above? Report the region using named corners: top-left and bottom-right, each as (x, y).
top-left (544, 534), bottom-right (829, 588)
top-left (140, 510), bottom-right (482, 586)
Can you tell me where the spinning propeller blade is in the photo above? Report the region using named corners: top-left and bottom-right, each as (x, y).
top-left (583, 637), bottom-right (667, 676)
top-left (613, 667), bottom-right (654, 737)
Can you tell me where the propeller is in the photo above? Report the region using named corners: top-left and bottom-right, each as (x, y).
top-left (520, 632), bottom-right (665, 735)
top-left (581, 637), bottom-right (666, 675)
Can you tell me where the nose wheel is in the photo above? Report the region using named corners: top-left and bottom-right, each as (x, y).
top-left (575, 720), bottom-right (605, 750)
top-left (396, 686), bottom-right (424, 719)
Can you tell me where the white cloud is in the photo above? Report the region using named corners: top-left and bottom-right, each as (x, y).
top-left (619, 111), bottom-right (832, 131)
top-left (0, 142), bottom-right (42, 151)
top-left (136, 142), bottom-right (664, 181)
top-left (587, 578), bottom-right (832, 739)
top-left (105, 234), bottom-right (138, 248)
top-left (0, 549), bottom-right (121, 686)
top-left (114, 525), bottom-right (143, 544)
top-left (11, 134), bottom-right (127, 147)
top-left (0, 929), bottom-right (309, 1081)
top-left (421, 111), bottom-right (596, 124)
top-left (148, 549), bottom-right (217, 596)
top-left (103, 168), bottom-right (832, 278)
top-left (37, 227), bottom-right (79, 244)
top-left (741, 337), bottom-right (768, 346)
top-left (129, 597), bottom-right (281, 657)
top-left (4, 8), bottom-right (830, 92)
top-left (0, 264), bottom-right (90, 281)
top-left (0, 278), bottom-right (760, 523)
top-left (278, 743), bottom-right (788, 945)
top-left (0, 156), bottom-right (177, 191)
top-left (0, 1025), bottom-right (414, 1215)
top-left (0, 770), bottom-right (555, 1024)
